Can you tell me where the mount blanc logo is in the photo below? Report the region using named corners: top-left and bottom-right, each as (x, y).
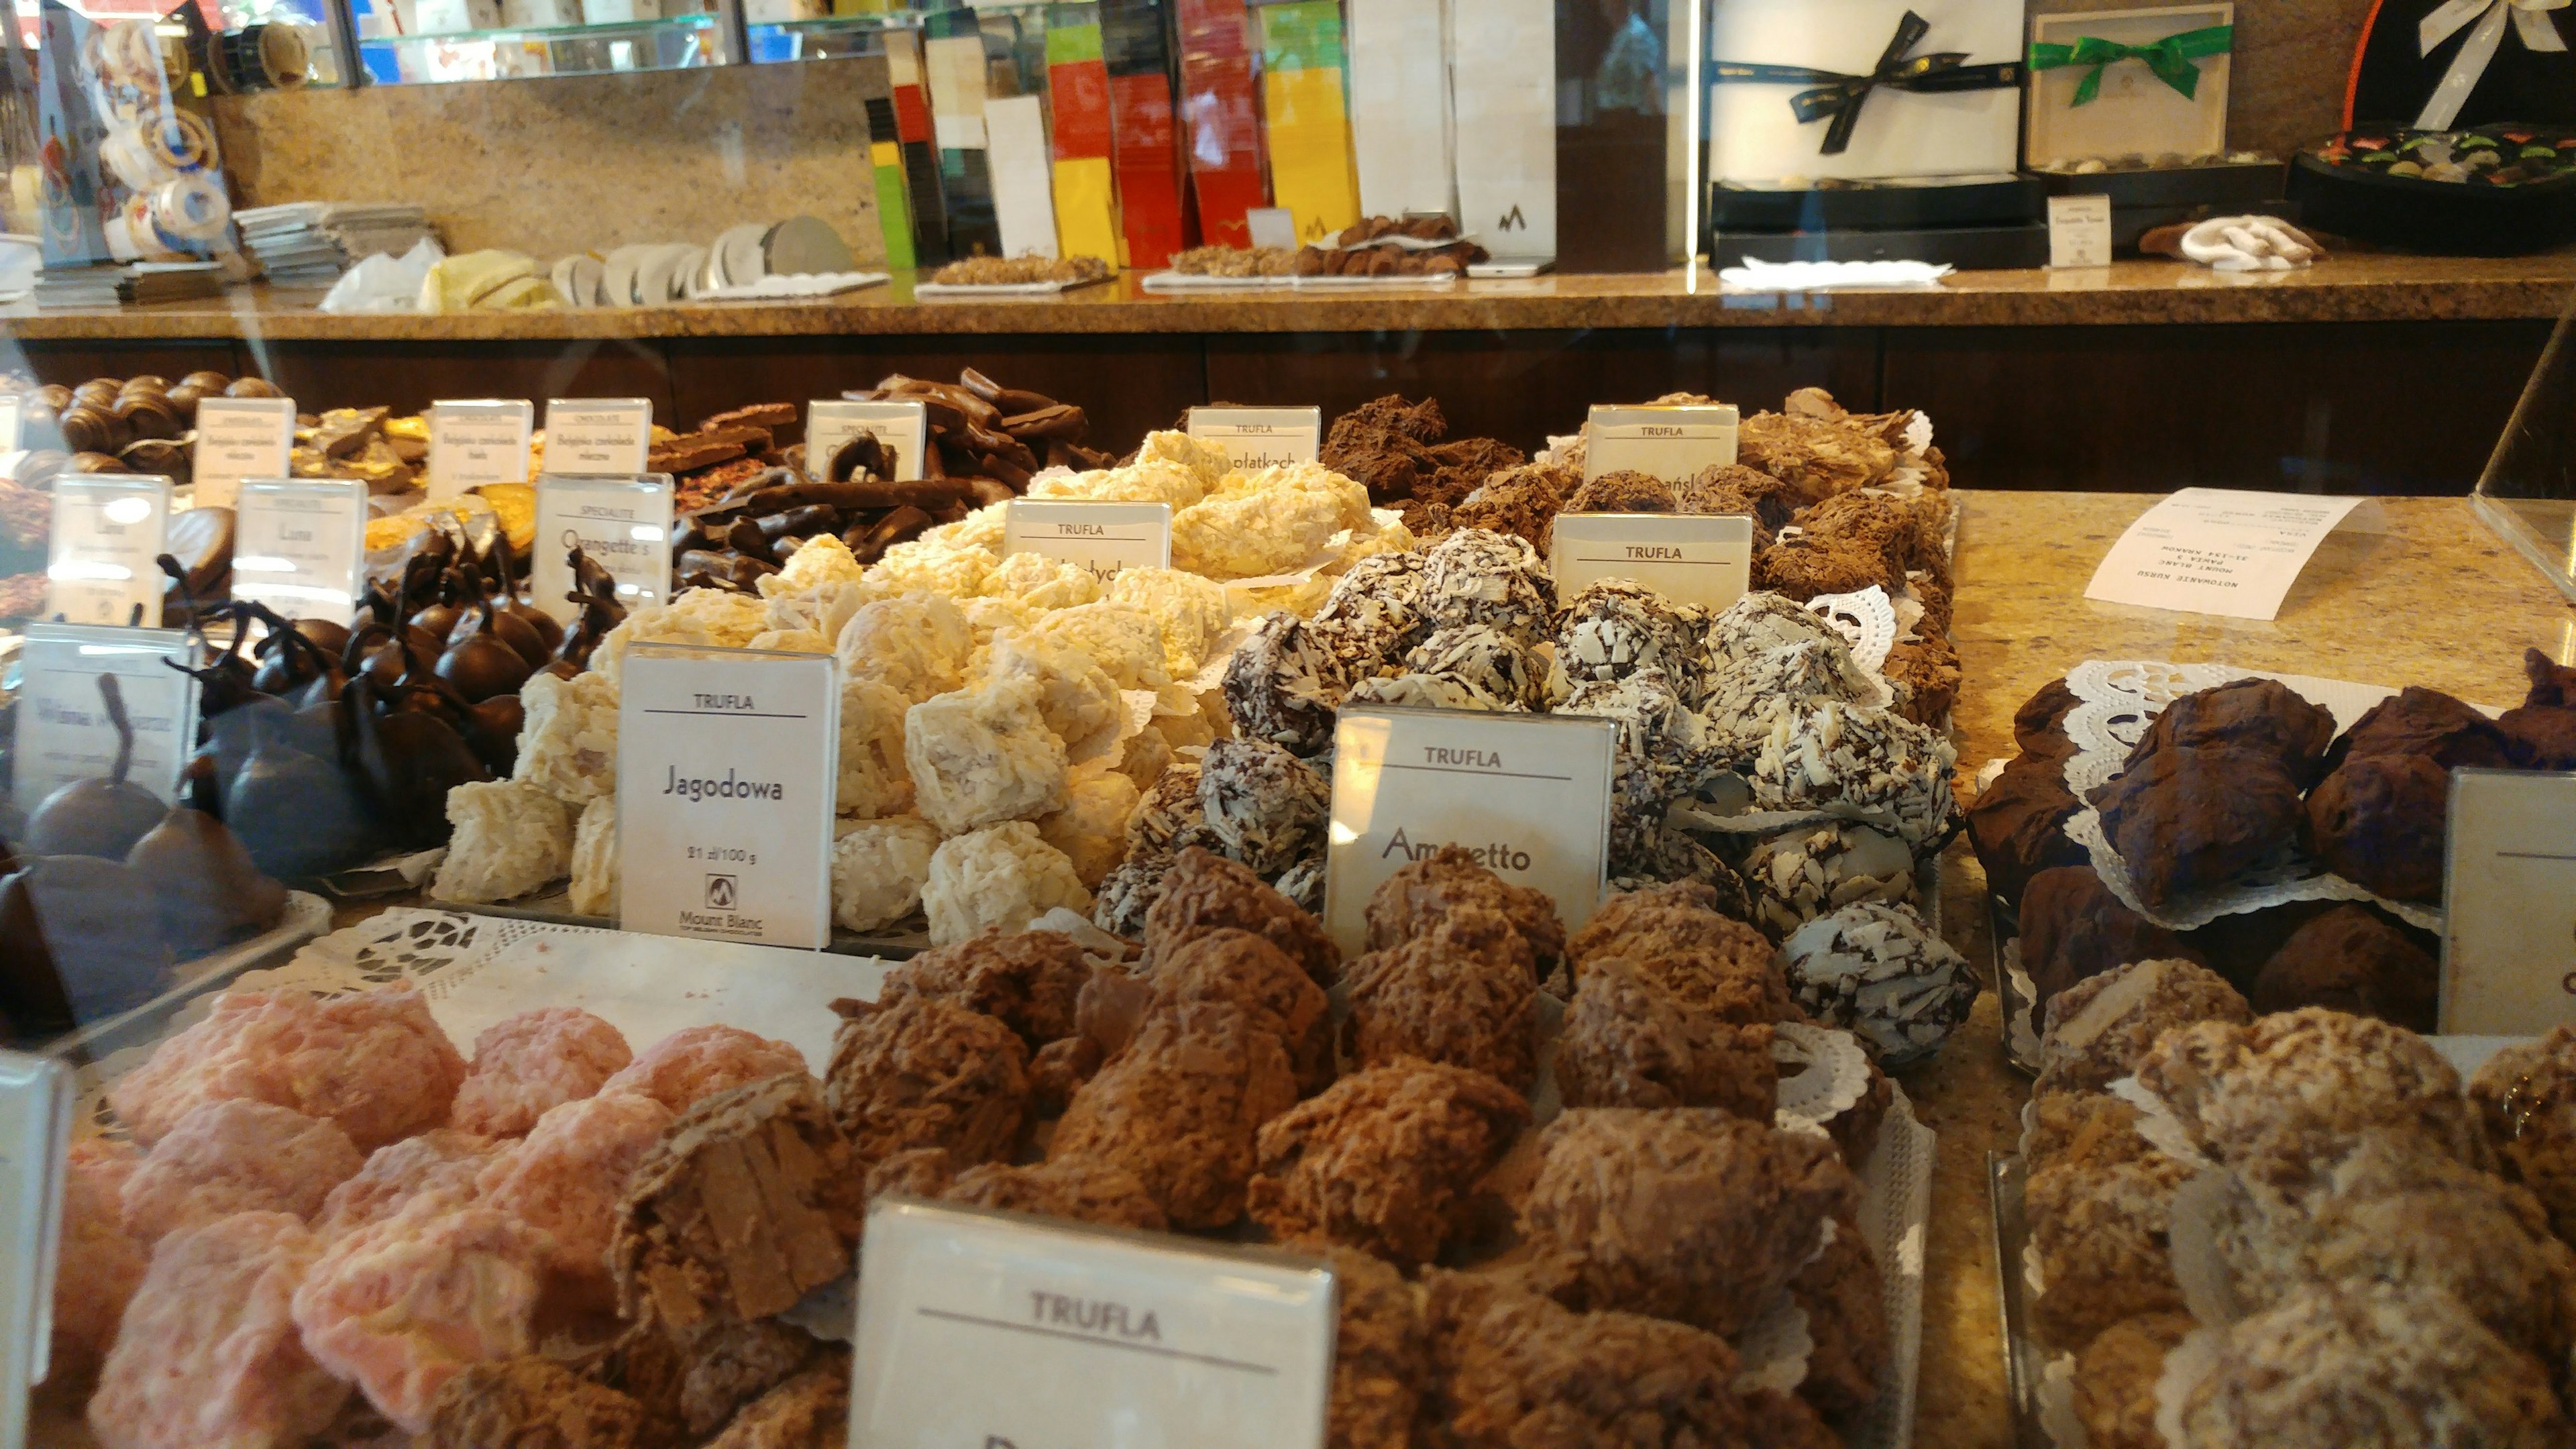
top-left (1499, 205), bottom-right (1527, 231)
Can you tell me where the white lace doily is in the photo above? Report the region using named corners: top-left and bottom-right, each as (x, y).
top-left (2055, 659), bottom-right (2447, 934)
top-left (1733, 1295), bottom-right (1817, 1395)
top-left (2001, 937), bottom-right (2045, 1073)
top-left (1772, 1020), bottom-right (1875, 1128)
top-left (1854, 1082), bottom-right (1934, 1449)
top-left (1803, 585), bottom-right (1898, 675)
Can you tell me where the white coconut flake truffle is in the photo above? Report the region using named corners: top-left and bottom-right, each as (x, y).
top-left (430, 781), bottom-right (574, 904)
top-left (1108, 568), bottom-right (1233, 676)
top-left (743, 628), bottom-right (830, 655)
top-left (1222, 612), bottom-right (1341, 755)
top-left (983, 550), bottom-right (1104, 611)
top-left (1743, 697), bottom-right (1957, 848)
top-left (568, 796), bottom-right (617, 917)
top-left (838, 591), bottom-right (974, 704)
top-left (978, 629), bottom-right (1124, 763)
top-left (838, 678), bottom-right (916, 818)
top-left (1030, 602), bottom-right (1173, 689)
top-left (1554, 580), bottom-right (1709, 691)
top-left (922, 820), bottom-right (1093, 946)
top-left (869, 539), bottom-right (996, 598)
top-left (1780, 900), bottom-right (1975, 1064)
top-left (1172, 467), bottom-right (1358, 579)
top-left (1700, 638), bottom-right (1876, 739)
top-left (1197, 738), bottom-right (1328, 875)
top-left (513, 668), bottom-right (618, 804)
top-left (904, 676), bottom-right (1071, 836)
top-left (757, 533), bottom-right (865, 596)
top-left (1742, 822), bottom-right (1917, 938)
top-left (591, 588), bottom-right (768, 682)
top-left (833, 815), bottom-right (942, 933)
top-left (1131, 429), bottom-right (1232, 490)
top-left (1419, 528), bottom-right (1556, 643)
top-left (1705, 592), bottom-right (1848, 674)
top-left (762, 577), bottom-right (869, 647)
top-left (1342, 674), bottom-right (1497, 713)
top-left (921, 506), bottom-right (1008, 553)
top-left (1038, 767), bottom-right (1141, 889)
top-left (1402, 625), bottom-right (1548, 711)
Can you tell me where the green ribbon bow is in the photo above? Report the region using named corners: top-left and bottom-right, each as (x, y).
top-left (2027, 23), bottom-right (2233, 105)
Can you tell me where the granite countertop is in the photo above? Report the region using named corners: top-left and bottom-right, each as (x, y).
top-left (1903, 490), bottom-right (2576, 1449)
top-left (7, 254), bottom-right (2576, 341)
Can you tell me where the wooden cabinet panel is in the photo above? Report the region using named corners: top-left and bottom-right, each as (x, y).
top-left (244, 340), bottom-right (677, 421)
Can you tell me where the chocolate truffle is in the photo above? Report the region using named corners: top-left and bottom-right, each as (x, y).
top-left (2500, 648), bottom-right (2576, 769)
top-left (2019, 865), bottom-right (2202, 1012)
top-left (2323, 686), bottom-right (2514, 774)
top-left (2306, 753), bottom-right (2450, 903)
top-left (1968, 755), bottom-right (2088, 909)
top-left (2125, 680), bottom-right (2336, 788)
top-left (2094, 744), bottom-right (2307, 908)
top-left (1553, 580), bottom-right (1709, 691)
top-left (2249, 904), bottom-right (2438, 1032)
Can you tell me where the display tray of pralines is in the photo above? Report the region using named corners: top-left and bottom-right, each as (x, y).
top-left (34, 890), bottom-right (331, 1067)
top-left (2288, 125), bottom-right (2576, 256)
top-left (2032, 158), bottom-right (2284, 210)
top-left (1707, 172), bottom-right (2041, 231)
top-left (1989, 1034), bottom-right (2527, 1449)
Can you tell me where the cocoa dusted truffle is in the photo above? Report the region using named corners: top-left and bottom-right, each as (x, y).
top-left (1968, 755), bottom-right (2088, 909)
top-left (2250, 904), bottom-right (2438, 1032)
top-left (2306, 752), bottom-right (2450, 902)
top-left (2019, 865), bottom-right (2203, 1012)
top-left (2126, 679), bottom-right (2337, 788)
top-left (2324, 685), bottom-right (2514, 774)
top-left (2015, 677), bottom-right (2084, 764)
top-left (2093, 743), bottom-right (2307, 908)
top-left (2502, 647), bottom-right (2576, 769)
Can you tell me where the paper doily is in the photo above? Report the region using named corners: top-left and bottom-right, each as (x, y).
top-left (1802, 585), bottom-right (1899, 675)
top-left (2055, 659), bottom-right (2447, 934)
top-left (1773, 1021), bottom-right (1876, 1129)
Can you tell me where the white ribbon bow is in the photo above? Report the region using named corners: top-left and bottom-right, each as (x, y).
top-left (2416, 0), bottom-right (2570, 130)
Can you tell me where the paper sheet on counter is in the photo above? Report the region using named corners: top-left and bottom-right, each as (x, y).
top-left (2083, 488), bottom-right (2373, 621)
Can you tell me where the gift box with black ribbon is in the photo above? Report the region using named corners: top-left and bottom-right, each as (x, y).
top-left (1703, 3), bottom-right (2043, 267)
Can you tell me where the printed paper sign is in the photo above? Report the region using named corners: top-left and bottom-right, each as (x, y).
top-left (1582, 405), bottom-right (1741, 482)
top-left (2047, 194), bottom-right (2112, 268)
top-left (188, 396), bottom-right (295, 508)
top-left (1187, 407), bottom-right (1322, 471)
top-left (2083, 488), bottom-right (2368, 621)
top-left (0, 1049), bottom-right (72, 1442)
top-left (11, 623), bottom-right (198, 810)
top-left (616, 643), bottom-right (837, 949)
top-left (46, 475), bottom-right (170, 627)
top-left (853, 1198), bottom-right (1334, 1449)
top-left (1550, 513), bottom-right (1756, 608)
top-left (808, 400), bottom-right (929, 482)
top-left (2441, 767), bottom-right (2576, 1034)
top-left (532, 474), bottom-right (674, 623)
top-left (1002, 500), bottom-right (1173, 579)
top-left (1325, 706), bottom-right (1617, 954)
top-left (0, 395), bottom-right (21, 452)
top-left (427, 398), bottom-right (535, 500)
top-left (544, 398), bottom-right (653, 476)
top-left (233, 479), bottom-right (368, 621)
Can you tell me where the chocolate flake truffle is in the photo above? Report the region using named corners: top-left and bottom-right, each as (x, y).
top-left (2093, 743), bottom-right (2306, 908)
top-left (1417, 528), bottom-right (1555, 644)
top-left (1222, 612), bottom-right (1341, 756)
top-left (1401, 624), bottom-right (1550, 711)
top-left (1363, 843), bottom-right (1566, 979)
top-left (1245, 1057), bottom-right (1528, 1265)
top-left (1144, 845), bottom-right (1342, 987)
top-left (1553, 580), bottom-right (1709, 691)
top-left (1778, 901), bottom-right (1976, 1064)
top-left (1197, 737), bottom-right (1329, 875)
top-left (1555, 954), bottom-right (1778, 1120)
top-left (1342, 906), bottom-right (1542, 1090)
top-left (824, 994), bottom-right (1030, 1167)
top-left (2249, 904), bottom-right (2438, 1032)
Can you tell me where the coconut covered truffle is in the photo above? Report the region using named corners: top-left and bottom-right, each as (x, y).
top-left (837, 677), bottom-right (916, 818)
top-left (833, 814), bottom-right (942, 932)
top-left (1417, 528), bottom-right (1556, 644)
top-left (1401, 624), bottom-right (1550, 711)
top-left (1196, 737), bottom-right (1329, 875)
top-left (451, 1007), bottom-right (633, 1138)
top-left (512, 667), bottom-right (618, 803)
top-left (905, 676), bottom-right (1072, 836)
top-left (922, 821), bottom-right (1093, 946)
top-left (568, 796), bottom-right (617, 916)
top-left (1554, 580), bottom-right (1709, 692)
top-left (836, 590), bottom-right (974, 703)
top-left (429, 780), bottom-right (574, 904)
top-left (1223, 610), bottom-right (1343, 756)
top-left (1778, 901), bottom-right (1976, 1065)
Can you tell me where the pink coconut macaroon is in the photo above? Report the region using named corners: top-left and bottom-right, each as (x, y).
top-left (53, 1140), bottom-right (148, 1385)
top-left (450, 1008), bottom-right (633, 1138)
top-left (313, 1129), bottom-right (500, 1240)
top-left (290, 1199), bottom-right (549, 1433)
top-left (119, 1100), bottom-right (364, 1242)
top-left (476, 1091), bottom-right (674, 1305)
top-left (107, 988), bottom-right (467, 1150)
top-left (599, 1024), bottom-right (806, 1114)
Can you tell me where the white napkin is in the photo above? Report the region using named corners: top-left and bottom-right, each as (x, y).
top-left (318, 237), bottom-right (443, 314)
top-left (1717, 258), bottom-right (1955, 290)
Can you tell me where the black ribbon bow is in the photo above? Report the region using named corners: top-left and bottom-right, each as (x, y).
top-left (1711, 11), bottom-right (2025, 155)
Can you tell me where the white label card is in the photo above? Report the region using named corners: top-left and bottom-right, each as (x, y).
top-left (1582, 404), bottom-right (1741, 482)
top-left (0, 1050), bottom-right (72, 1436)
top-left (427, 398), bottom-right (535, 500)
top-left (807, 400), bottom-right (928, 482)
top-left (1246, 206), bottom-right (1299, 250)
top-left (2082, 487), bottom-right (2369, 621)
top-left (187, 396), bottom-right (296, 508)
top-left (1186, 407), bottom-right (1322, 471)
top-left (616, 643), bottom-right (837, 949)
top-left (544, 398), bottom-right (653, 476)
top-left (1000, 500), bottom-right (1173, 578)
top-left (533, 474), bottom-right (675, 623)
top-left (853, 1198), bottom-right (1334, 1449)
top-left (232, 479), bottom-right (368, 622)
top-left (0, 396), bottom-right (20, 453)
top-left (1550, 513), bottom-right (1756, 608)
top-left (2440, 767), bottom-right (2576, 1034)
top-left (11, 623), bottom-right (199, 811)
top-left (1325, 706), bottom-right (1617, 955)
top-left (2047, 194), bottom-right (2113, 268)
top-left (46, 474), bottom-right (170, 627)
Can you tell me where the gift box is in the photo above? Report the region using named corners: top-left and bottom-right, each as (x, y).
top-left (1450, 0), bottom-right (1553, 257)
top-left (1705, 0), bottom-right (2023, 184)
top-left (2024, 4), bottom-right (2233, 168)
top-left (2288, 125), bottom-right (2576, 255)
top-left (1347, 0), bottom-right (1452, 219)
top-left (2348, 0), bottom-right (2576, 132)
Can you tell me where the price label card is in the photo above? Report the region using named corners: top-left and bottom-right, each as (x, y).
top-left (616, 643), bottom-right (837, 949)
top-left (2047, 194), bottom-right (2114, 268)
top-left (1185, 406), bottom-right (1322, 471)
top-left (1324, 706), bottom-right (1617, 955)
top-left (2440, 767), bottom-right (2576, 1034)
top-left (1549, 513), bottom-right (1756, 609)
top-left (1001, 499), bottom-right (1172, 578)
top-left (1582, 404), bottom-right (1741, 482)
top-left (190, 395), bottom-right (296, 508)
top-left (427, 398), bottom-right (535, 500)
top-left (0, 394), bottom-right (21, 453)
top-left (2083, 488), bottom-right (2369, 621)
top-left (853, 1197), bottom-right (1334, 1449)
top-left (532, 474), bottom-right (675, 623)
top-left (544, 398), bottom-right (653, 476)
top-left (0, 1049), bottom-right (72, 1438)
top-left (232, 478), bottom-right (368, 622)
top-left (11, 623), bottom-right (199, 811)
top-left (808, 400), bottom-right (929, 482)
top-left (46, 474), bottom-right (170, 627)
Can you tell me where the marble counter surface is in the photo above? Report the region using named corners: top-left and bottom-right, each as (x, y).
top-left (7, 254), bottom-right (2576, 342)
top-left (1903, 490), bottom-right (2576, 1449)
